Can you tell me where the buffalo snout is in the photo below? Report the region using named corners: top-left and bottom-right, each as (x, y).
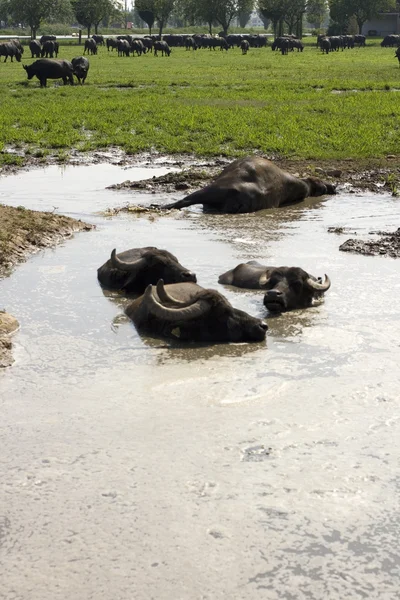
top-left (181, 271), bottom-right (197, 282)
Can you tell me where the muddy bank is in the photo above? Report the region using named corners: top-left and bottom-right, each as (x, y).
top-left (0, 311), bottom-right (19, 368)
top-left (0, 204), bottom-right (94, 278)
top-left (1, 149), bottom-right (400, 195)
top-left (339, 227), bottom-right (400, 258)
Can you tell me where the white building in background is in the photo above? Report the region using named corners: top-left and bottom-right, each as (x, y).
top-left (362, 10), bottom-right (400, 35)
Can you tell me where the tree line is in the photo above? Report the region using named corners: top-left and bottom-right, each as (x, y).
top-left (0, 0), bottom-right (398, 39)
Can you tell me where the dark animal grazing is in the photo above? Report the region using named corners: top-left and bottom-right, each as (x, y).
top-left (0, 42), bottom-right (21, 62)
top-left (396, 47), bottom-right (400, 67)
top-left (92, 34), bottom-right (104, 46)
top-left (40, 35), bottom-right (56, 45)
top-left (320, 37), bottom-right (331, 54)
top-left (381, 34), bottom-right (400, 47)
top-left (185, 37), bottom-right (197, 51)
top-left (97, 247), bottom-right (196, 294)
top-left (141, 37), bottom-right (153, 53)
top-left (23, 59), bottom-right (74, 87)
top-left (29, 39), bottom-right (42, 58)
top-left (84, 39), bottom-right (97, 55)
top-left (131, 39), bottom-right (145, 56)
top-left (241, 40), bottom-right (250, 54)
top-left (125, 280), bottom-right (268, 343)
top-left (117, 39), bottom-right (130, 57)
top-left (158, 156), bottom-right (336, 214)
top-left (154, 41), bottom-right (171, 56)
top-left (219, 262), bottom-right (331, 313)
top-left (106, 37), bottom-right (118, 51)
top-left (71, 56), bottom-right (89, 84)
top-left (10, 39), bottom-right (24, 54)
top-left (41, 40), bottom-right (58, 58)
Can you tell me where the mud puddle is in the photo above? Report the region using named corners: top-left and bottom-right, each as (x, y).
top-left (0, 164), bottom-right (400, 600)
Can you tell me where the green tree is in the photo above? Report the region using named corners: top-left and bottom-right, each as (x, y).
top-left (7, 0), bottom-right (65, 38)
top-left (215, 0), bottom-right (254, 36)
top-left (72, 0), bottom-right (121, 37)
top-left (283, 0), bottom-right (306, 35)
top-left (306, 0), bottom-right (327, 29)
top-left (135, 0), bottom-right (174, 37)
top-left (349, 0), bottom-right (397, 34)
top-left (258, 0), bottom-right (286, 36)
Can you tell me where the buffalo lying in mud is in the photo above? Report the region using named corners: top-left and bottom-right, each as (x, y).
top-left (72, 56), bottom-right (89, 84)
top-left (23, 59), bottom-right (74, 87)
top-left (97, 247), bottom-right (197, 294)
top-left (219, 262), bottom-right (331, 313)
top-left (125, 279), bottom-right (268, 343)
top-left (157, 156), bottom-right (336, 214)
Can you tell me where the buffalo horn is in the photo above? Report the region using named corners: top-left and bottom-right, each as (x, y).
top-left (306, 274), bottom-right (331, 291)
top-left (144, 284), bottom-right (210, 322)
top-left (156, 279), bottom-right (197, 308)
top-left (259, 272), bottom-right (270, 287)
top-left (110, 248), bottom-right (144, 271)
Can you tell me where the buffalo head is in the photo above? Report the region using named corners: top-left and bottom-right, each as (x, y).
top-left (305, 177), bottom-right (336, 197)
top-left (260, 267), bottom-right (331, 313)
top-left (97, 247), bottom-right (196, 294)
top-left (126, 280), bottom-right (268, 343)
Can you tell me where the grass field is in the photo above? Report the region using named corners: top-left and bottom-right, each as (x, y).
top-left (0, 38), bottom-right (399, 166)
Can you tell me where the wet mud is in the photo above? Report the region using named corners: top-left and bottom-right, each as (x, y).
top-left (340, 227), bottom-right (400, 258)
top-left (1, 163), bottom-right (400, 600)
top-left (0, 310), bottom-right (19, 367)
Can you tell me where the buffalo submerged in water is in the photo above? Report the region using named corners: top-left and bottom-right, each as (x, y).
top-left (219, 262), bottom-right (331, 313)
top-left (156, 156), bottom-right (336, 214)
top-left (125, 280), bottom-right (268, 343)
top-left (97, 247), bottom-right (197, 294)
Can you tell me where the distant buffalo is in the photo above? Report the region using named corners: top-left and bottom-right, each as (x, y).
top-left (84, 39), bottom-right (97, 55)
top-left (23, 59), bottom-right (74, 87)
top-left (92, 35), bottom-right (104, 46)
top-left (106, 37), bottom-right (118, 51)
top-left (72, 56), bottom-right (89, 84)
top-left (40, 35), bottom-right (56, 45)
top-left (157, 156), bottom-right (336, 214)
top-left (154, 41), bottom-right (171, 57)
top-left (29, 39), bottom-right (42, 58)
top-left (241, 40), bottom-right (250, 54)
top-left (41, 40), bottom-right (59, 58)
top-left (219, 262), bottom-right (331, 313)
top-left (0, 42), bottom-right (22, 62)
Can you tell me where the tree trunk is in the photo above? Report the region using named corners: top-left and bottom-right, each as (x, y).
top-left (208, 21), bottom-right (212, 35)
top-left (31, 26), bottom-right (36, 39)
top-left (95, 23), bottom-right (98, 34)
top-left (159, 20), bottom-right (163, 38)
top-left (357, 18), bottom-right (363, 34)
top-left (278, 19), bottom-right (284, 37)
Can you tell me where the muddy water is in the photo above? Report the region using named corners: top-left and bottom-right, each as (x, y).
top-left (1, 165), bottom-right (399, 600)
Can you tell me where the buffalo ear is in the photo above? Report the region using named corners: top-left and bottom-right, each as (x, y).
top-left (23, 65), bottom-right (27, 70)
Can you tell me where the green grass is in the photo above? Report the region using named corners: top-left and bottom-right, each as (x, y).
top-left (0, 38), bottom-right (399, 165)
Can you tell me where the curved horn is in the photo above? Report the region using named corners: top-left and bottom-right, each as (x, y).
top-left (156, 280), bottom-right (197, 308)
top-left (306, 274), bottom-right (331, 292)
top-left (144, 284), bottom-right (210, 322)
top-left (110, 248), bottom-right (144, 272)
top-left (259, 271), bottom-right (270, 287)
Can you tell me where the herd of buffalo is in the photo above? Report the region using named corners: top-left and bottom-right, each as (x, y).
top-left (0, 31), bottom-right (399, 87)
top-left (97, 156), bottom-right (335, 344)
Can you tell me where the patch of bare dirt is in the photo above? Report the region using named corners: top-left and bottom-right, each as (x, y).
top-left (339, 228), bottom-right (400, 258)
top-left (0, 311), bottom-right (19, 368)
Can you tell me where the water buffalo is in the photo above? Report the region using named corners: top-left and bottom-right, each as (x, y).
top-left (396, 47), bottom-right (400, 67)
top-left (154, 41), bottom-right (171, 56)
top-left (131, 39), bottom-right (145, 56)
top-left (92, 34), bottom-right (104, 46)
top-left (41, 40), bottom-right (58, 58)
top-left (29, 39), bottom-right (42, 58)
top-left (241, 40), bottom-right (250, 54)
top-left (0, 42), bottom-right (21, 62)
top-left (117, 39), bottom-right (130, 57)
top-left (72, 56), bottom-right (89, 84)
top-left (158, 156), bottom-right (336, 214)
top-left (219, 262), bottom-right (331, 313)
top-left (125, 279), bottom-right (268, 343)
top-left (40, 35), bottom-right (56, 45)
top-left (23, 59), bottom-right (74, 87)
top-left (84, 39), bottom-right (97, 55)
top-left (97, 247), bottom-right (197, 294)
top-left (106, 37), bottom-right (118, 51)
